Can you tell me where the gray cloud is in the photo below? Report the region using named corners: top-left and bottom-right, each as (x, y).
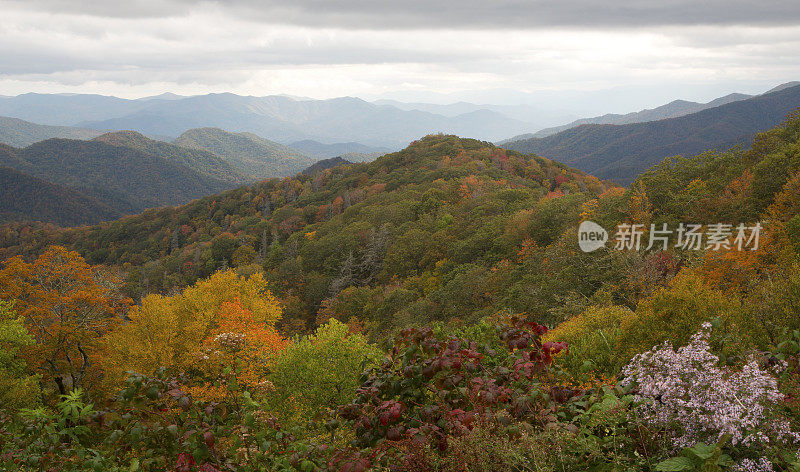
top-left (0, 0), bottom-right (799, 108)
top-left (5, 0), bottom-right (800, 28)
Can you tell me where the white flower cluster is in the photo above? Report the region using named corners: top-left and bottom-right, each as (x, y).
top-left (730, 457), bottom-right (774, 472)
top-left (213, 332), bottom-right (246, 350)
top-left (622, 322), bottom-right (799, 452)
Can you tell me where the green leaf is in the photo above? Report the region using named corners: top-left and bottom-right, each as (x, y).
top-left (655, 457), bottom-right (695, 472)
top-left (685, 443), bottom-right (716, 461)
top-left (129, 458), bottom-right (140, 472)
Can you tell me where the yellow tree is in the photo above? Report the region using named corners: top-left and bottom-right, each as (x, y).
top-left (0, 246), bottom-right (130, 396)
top-left (102, 270), bottom-right (283, 387)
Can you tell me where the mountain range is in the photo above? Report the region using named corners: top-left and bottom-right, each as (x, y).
top-left (501, 93), bottom-right (753, 141)
top-left (502, 83), bottom-right (800, 184)
top-left (0, 93), bottom-right (534, 148)
top-left (2, 81), bottom-right (799, 225)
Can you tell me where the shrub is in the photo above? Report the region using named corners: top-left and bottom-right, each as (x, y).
top-left (267, 319), bottom-right (381, 432)
top-left (622, 323), bottom-right (800, 469)
top-left (338, 316), bottom-right (573, 457)
top-left (618, 271), bottom-right (742, 360)
top-left (546, 304), bottom-right (634, 382)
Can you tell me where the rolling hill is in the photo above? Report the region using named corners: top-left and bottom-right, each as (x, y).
top-left (0, 165), bottom-right (121, 226)
top-left (0, 134), bottom-right (612, 330)
top-left (0, 138), bottom-right (237, 215)
top-left (503, 84), bottom-right (800, 184)
top-left (174, 127), bottom-right (317, 179)
top-left (92, 130), bottom-right (248, 185)
top-left (0, 115), bottom-right (104, 147)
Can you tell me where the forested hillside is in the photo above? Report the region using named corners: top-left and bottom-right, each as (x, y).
top-left (174, 127), bottom-right (317, 179)
top-left (504, 84), bottom-right (800, 183)
top-left (0, 135), bottom-right (610, 332)
top-left (2, 115), bottom-right (800, 471)
top-left (92, 130), bottom-right (248, 185)
top-left (301, 156), bottom-right (353, 176)
top-left (0, 165), bottom-right (121, 225)
top-left (0, 138), bottom-right (237, 215)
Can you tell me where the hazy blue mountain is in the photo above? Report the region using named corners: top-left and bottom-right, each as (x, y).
top-left (766, 81), bottom-right (800, 93)
top-left (174, 127), bottom-right (317, 179)
top-left (78, 94), bottom-right (534, 146)
top-left (288, 139), bottom-right (392, 159)
top-left (373, 99), bottom-right (575, 130)
top-left (0, 93), bottom-right (157, 126)
top-left (0, 115), bottom-right (104, 147)
top-left (502, 93), bottom-right (753, 141)
top-left (503, 84), bottom-right (800, 185)
top-left (0, 92), bottom-right (533, 147)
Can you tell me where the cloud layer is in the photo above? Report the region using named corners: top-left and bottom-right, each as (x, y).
top-left (9, 0), bottom-right (800, 28)
top-left (1, 0), bottom-right (799, 110)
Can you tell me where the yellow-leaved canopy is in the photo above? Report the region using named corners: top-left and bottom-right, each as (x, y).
top-left (102, 270), bottom-right (283, 386)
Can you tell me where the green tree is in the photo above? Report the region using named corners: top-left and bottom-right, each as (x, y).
top-left (0, 299), bottom-right (41, 410)
top-left (267, 319), bottom-right (381, 432)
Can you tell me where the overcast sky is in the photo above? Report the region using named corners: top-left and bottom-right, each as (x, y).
top-left (1, 0), bottom-right (799, 112)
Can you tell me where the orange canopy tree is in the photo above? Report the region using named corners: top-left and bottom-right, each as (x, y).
top-left (0, 246), bottom-right (131, 396)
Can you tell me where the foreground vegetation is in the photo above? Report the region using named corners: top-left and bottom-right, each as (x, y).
top-left (2, 113), bottom-right (800, 470)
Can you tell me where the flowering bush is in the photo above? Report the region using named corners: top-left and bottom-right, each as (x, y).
top-left (622, 322), bottom-right (800, 469)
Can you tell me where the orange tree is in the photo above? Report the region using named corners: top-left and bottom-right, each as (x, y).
top-left (188, 298), bottom-right (288, 404)
top-left (0, 246), bottom-right (130, 398)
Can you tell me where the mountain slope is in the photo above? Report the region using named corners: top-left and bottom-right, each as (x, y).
top-left (0, 165), bottom-right (121, 226)
top-left (503, 84), bottom-right (800, 184)
top-left (174, 127), bottom-right (316, 179)
top-left (503, 92), bottom-right (752, 141)
top-left (92, 130), bottom-right (248, 184)
top-left (0, 134), bottom-right (612, 331)
top-left (0, 115), bottom-right (104, 147)
top-left (0, 139), bottom-right (236, 214)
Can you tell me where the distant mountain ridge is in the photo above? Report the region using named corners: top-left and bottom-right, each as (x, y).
top-left (503, 84), bottom-right (800, 184)
top-left (288, 139), bottom-right (390, 159)
top-left (502, 93), bottom-right (753, 141)
top-left (0, 115), bottom-right (104, 147)
top-left (0, 92), bottom-right (536, 147)
top-left (2, 86), bottom-right (794, 151)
